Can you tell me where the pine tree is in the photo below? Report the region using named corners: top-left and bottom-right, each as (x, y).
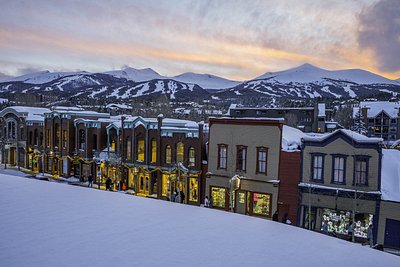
top-left (353, 107), bottom-right (367, 135)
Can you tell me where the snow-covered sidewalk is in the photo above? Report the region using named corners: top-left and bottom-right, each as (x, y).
top-left (0, 174), bottom-right (398, 266)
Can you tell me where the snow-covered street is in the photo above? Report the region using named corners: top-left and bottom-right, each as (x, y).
top-left (0, 172), bottom-right (398, 267)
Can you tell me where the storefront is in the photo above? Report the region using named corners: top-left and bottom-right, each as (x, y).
top-left (321, 208), bottom-right (373, 238)
top-left (210, 186), bottom-right (228, 209)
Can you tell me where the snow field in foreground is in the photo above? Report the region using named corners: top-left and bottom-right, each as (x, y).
top-left (0, 174), bottom-right (398, 267)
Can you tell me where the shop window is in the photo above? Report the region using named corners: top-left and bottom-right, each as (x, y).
top-left (217, 144), bottom-right (227, 169)
top-left (188, 147), bottom-right (195, 167)
top-left (332, 156), bottom-right (346, 184)
top-left (62, 130), bottom-right (67, 148)
top-left (189, 178), bottom-right (198, 202)
top-left (257, 147), bottom-right (268, 174)
top-left (162, 174), bottom-right (170, 197)
top-left (311, 154), bottom-right (324, 181)
top-left (151, 139), bottom-right (157, 163)
top-left (137, 139), bottom-right (145, 161)
top-left (236, 145), bottom-right (247, 171)
top-left (166, 145), bottom-right (172, 164)
top-left (354, 157), bottom-right (369, 186)
top-left (211, 187), bottom-right (226, 209)
top-left (176, 142), bottom-right (184, 163)
top-left (320, 209), bottom-right (370, 236)
top-left (252, 193), bottom-right (271, 216)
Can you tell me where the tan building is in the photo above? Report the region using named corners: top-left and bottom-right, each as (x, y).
top-left (206, 117), bottom-right (284, 218)
top-left (299, 129), bottom-right (383, 242)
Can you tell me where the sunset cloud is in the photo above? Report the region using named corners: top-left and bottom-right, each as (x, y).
top-left (0, 0), bottom-right (398, 80)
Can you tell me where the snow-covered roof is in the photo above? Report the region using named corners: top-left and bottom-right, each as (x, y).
top-left (0, 106), bottom-right (51, 122)
top-left (282, 125), bottom-right (306, 151)
top-left (105, 103), bottom-right (132, 110)
top-left (214, 116), bottom-right (285, 121)
top-left (353, 101), bottom-right (400, 118)
top-left (302, 129), bottom-right (383, 143)
top-left (381, 149), bottom-right (400, 202)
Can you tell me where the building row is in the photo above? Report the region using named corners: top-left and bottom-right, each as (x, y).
top-left (0, 105), bottom-right (399, 249)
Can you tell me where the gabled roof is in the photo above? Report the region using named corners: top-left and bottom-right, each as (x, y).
top-left (0, 106), bottom-right (50, 122)
top-left (302, 129), bottom-right (382, 144)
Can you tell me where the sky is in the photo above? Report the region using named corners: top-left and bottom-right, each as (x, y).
top-left (0, 0), bottom-right (399, 81)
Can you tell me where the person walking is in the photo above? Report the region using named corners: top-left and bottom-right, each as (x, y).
top-left (204, 196), bottom-right (210, 207)
top-left (106, 177), bottom-right (112, 191)
top-left (348, 221), bottom-right (354, 241)
top-left (282, 213), bottom-right (291, 224)
top-left (321, 220), bottom-right (329, 235)
top-left (272, 211), bottom-right (279, 222)
top-left (180, 190), bottom-right (185, 204)
top-left (88, 174), bottom-right (93, 188)
top-left (209, 196), bottom-right (213, 208)
top-left (363, 224), bottom-right (374, 247)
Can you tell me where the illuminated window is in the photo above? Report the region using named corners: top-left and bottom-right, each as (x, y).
top-left (188, 147), bottom-right (195, 167)
top-left (236, 145), bottom-right (247, 171)
top-left (137, 139), bottom-right (145, 161)
top-left (189, 178), bottom-right (198, 202)
top-left (55, 123), bottom-right (60, 147)
top-left (111, 140), bottom-right (116, 151)
top-left (252, 193), bottom-right (271, 216)
top-left (218, 144), bottom-right (227, 169)
top-left (151, 139), bottom-right (157, 163)
top-left (126, 140), bottom-right (132, 159)
top-left (166, 145), bottom-right (172, 164)
top-left (211, 187), bottom-right (226, 209)
top-left (62, 130), bottom-right (67, 148)
top-left (162, 174), bottom-right (170, 196)
top-left (46, 129), bottom-right (51, 147)
top-left (176, 142), bottom-right (184, 163)
top-left (257, 147), bottom-right (268, 174)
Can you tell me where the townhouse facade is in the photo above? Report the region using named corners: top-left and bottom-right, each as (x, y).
top-left (43, 107), bottom-right (109, 177)
top-left (206, 118), bottom-right (283, 218)
top-left (354, 101), bottom-right (400, 142)
top-left (299, 130), bottom-right (384, 242)
top-left (0, 106), bottom-right (49, 172)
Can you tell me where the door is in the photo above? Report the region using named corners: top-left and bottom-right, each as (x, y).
top-left (9, 147), bottom-right (16, 165)
top-left (235, 190), bottom-right (247, 214)
top-left (384, 219), bottom-right (400, 249)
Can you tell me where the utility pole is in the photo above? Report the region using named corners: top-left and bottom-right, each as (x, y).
top-left (308, 184), bottom-right (312, 230)
top-left (352, 189), bottom-right (357, 242)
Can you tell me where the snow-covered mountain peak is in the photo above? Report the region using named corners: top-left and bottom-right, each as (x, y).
top-left (255, 63), bottom-right (399, 85)
top-left (104, 67), bottom-right (164, 82)
top-left (172, 72), bottom-right (240, 89)
top-left (6, 71), bottom-right (84, 84)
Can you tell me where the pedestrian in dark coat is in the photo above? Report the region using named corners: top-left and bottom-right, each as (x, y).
top-left (106, 178), bottom-right (112, 191)
top-left (180, 190), bottom-right (185, 204)
top-left (88, 175), bottom-right (93, 188)
top-left (272, 211), bottom-right (279, 222)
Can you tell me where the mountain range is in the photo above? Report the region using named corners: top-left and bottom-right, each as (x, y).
top-left (1, 64), bottom-right (399, 102)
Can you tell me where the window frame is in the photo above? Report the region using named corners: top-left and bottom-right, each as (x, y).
top-left (311, 153), bottom-right (325, 182)
top-left (236, 145), bottom-right (247, 172)
top-left (217, 144), bottom-right (228, 170)
top-left (331, 154), bottom-right (347, 185)
top-left (256, 147), bottom-right (268, 175)
top-left (188, 147), bottom-right (195, 167)
top-left (353, 155), bottom-right (370, 186)
top-left (165, 145), bottom-right (172, 164)
top-left (176, 142), bottom-right (184, 163)
top-left (151, 139), bottom-right (157, 163)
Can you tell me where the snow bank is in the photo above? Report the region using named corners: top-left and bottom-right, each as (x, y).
top-left (0, 174), bottom-right (398, 266)
top-left (381, 149), bottom-right (400, 202)
top-left (282, 125), bottom-right (306, 151)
